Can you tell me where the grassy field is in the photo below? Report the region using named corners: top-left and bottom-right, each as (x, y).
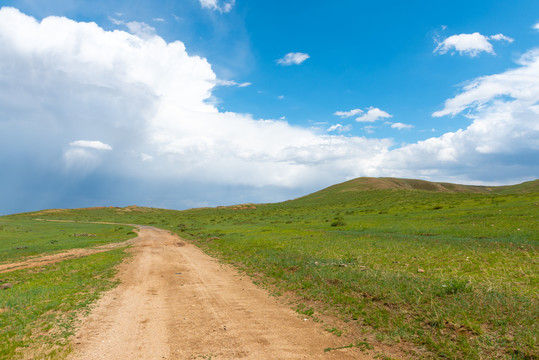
top-left (0, 219), bottom-right (135, 359)
top-left (0, 218), bottom-right (135, 262)
top-left (3, 178), bottom-right (538, 359)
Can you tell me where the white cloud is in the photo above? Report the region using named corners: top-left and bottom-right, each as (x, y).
top-left (69, 140), bottom-right (112, 151)
top-left (334, 109), bottom-right (363, 118)
top-left (433, 49), bottom-right (539, 117)
top-left (335, 107), bottom-right (392, 123)
top-left (64, 141), bottom-right (112, 174)
top-left (126, 21), bottom-right (156, 39)
top-left (153, 18), bottom-right (165, 23)
top-left (0, 7), bottom-right (390, 193)
top-left (533, 23), bottom-right (539, 30)
top-left (356, 107), bottom-right (393, 122)
top-left (108, 17), bottom-right (156, 39)
top-left (327, 124), bottom-right (352, 133)
top-left (141, 153), bottom-right (153, 162)
top-left (276, 52), bottom-right (310, 66)
top-left (489, 33), bottom-right (514, 43)
top-left (363, 125), bottom-right (376, 134)
top-left (0, 7), bottom-right (536, 213)
top-left (378, 48), bottom-right (539, 182)
top-left (390, 122), bottom-right (414, 130)
top-left (215, 79), bottom-right (251, 87)
top-left (277, 95), bottom-right (285, 100)
top-left (434, 32), bottom-right (513, 57)
top-left (108, 16), bottom-right (124, 26)
top-left (199, 0), bottom-right (235, 13)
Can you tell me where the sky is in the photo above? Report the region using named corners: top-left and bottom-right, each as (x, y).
top-left (0, 0), bottom-right (538, 214)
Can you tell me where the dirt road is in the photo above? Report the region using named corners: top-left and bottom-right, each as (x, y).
top-left (68, 226), bottom-right (373, 359)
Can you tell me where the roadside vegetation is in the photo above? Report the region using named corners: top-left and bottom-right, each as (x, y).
top-left (2, 178), bottom-right (538, 359)
top-left (0, 218), bottom-right (135, 262)
top-left (0, 219), bottom-right (134, 359)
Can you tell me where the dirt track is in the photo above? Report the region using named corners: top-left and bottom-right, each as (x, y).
top-left (0, 239), bottom-right (135, 273)
top-left (68, 226), bottom-right (373, 359)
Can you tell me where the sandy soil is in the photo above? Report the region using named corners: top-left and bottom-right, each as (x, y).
top-left (68, 226), bottom-right (374, 360)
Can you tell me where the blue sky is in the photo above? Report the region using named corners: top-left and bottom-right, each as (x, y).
top-left (0, 0), bottom-right (538, 214)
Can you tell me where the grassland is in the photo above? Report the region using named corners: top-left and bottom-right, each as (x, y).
top-left (3, 178), bottom-right (538, 359)
top-left (0, 218), bottom-right (135, 262)
top-left (0, 219), bottom-right (135, 359)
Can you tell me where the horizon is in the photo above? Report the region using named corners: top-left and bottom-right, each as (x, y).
top-left (1, 1), bottom-right (538, 214)
top-left (2, 176), bottom-right (537, 217)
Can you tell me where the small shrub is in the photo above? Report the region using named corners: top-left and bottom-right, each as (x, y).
top-left (331, 216), bottom-right (346, 227)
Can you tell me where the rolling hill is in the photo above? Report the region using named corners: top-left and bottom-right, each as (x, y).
top-left (292, 177), bottom-right (539, 204)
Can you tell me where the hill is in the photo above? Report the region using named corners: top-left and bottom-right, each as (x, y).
top-left (292, 177), bottom-right (539, 203)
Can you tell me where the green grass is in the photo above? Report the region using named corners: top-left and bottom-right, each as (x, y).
top-left (0, 218), bottom-right (135, 263)
top-left (5, 180), bottom-right (538, 359)
top-left (0, 219), bottom-right (134, 358)
top-left (0, 248), bottom-right (128, 359)
top-left (182, 191), bottom-right (537, 359)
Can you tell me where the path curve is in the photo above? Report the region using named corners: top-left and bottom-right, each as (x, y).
top-left (68, 226), bottom-right (373, 359)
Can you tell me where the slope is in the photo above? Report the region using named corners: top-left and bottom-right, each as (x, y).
top-left (290, 177), bottom-right (539, 205)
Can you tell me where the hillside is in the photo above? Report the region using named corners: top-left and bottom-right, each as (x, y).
top-left (292, 177), bottom-right (539, 204)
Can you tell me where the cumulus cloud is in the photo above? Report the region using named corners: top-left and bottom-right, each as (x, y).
top-left (199, 0), bottom-right (235, 13)
top-left (390, 123), bottom-right (414, 130)
top-left (356, 107), bottom-right (393, 122)
top-left (327, 124), bottom-right (352, 133)
top-left (276, 52), bottom-right (310, 66)
top-left (69, 140), bottom-right (113, 151)
top-left (334, 109), bottom-right (363, 118)
top-left (0, 7), bottom-right (536, 214)
top-left (434, 32), bottom-right (513, 57)
top-left (0, 7), bottom-right (391, 210)
top-left (433, 49), bottom-right (539, 117)
top-left (64, 141), bottom-right (113, 174)
top-left (378, 49), bottom-right (539, 182)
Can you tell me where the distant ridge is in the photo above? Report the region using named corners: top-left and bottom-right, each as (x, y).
top-left (294, 177), bottom-right (539, 202)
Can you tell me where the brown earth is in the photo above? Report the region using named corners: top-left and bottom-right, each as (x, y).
top-left (68, 226), bottom-right (375, 360)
